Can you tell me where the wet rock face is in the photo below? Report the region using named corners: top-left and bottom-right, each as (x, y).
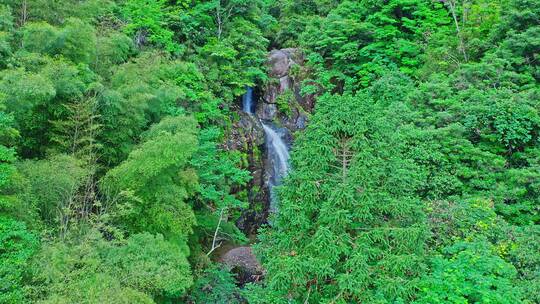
top-left (264, 49), bottom-right (297, 104)
top-left (258, 48), bottom-right (314, 134)
top-left (225, 112), bottom-right (269, 235)
top-left (225, 49), bottom-right (316, 235)
top-left (226, 112), bottom-right (265, 150)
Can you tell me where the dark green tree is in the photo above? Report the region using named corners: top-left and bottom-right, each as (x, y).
top-left (0, 216), bottom-right (38, 303)
top-left (251, 93), bottom-right (428, 303)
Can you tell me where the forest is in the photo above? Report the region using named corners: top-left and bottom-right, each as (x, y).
top-left (0, 0), bottom-right (539, 303)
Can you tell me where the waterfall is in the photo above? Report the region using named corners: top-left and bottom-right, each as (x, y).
top-left (262, 123), bottom-right (290, 212)
top-left (242, 87), bottom-right (254, 114)
top-left (242, 87), bottom-right (290, 212)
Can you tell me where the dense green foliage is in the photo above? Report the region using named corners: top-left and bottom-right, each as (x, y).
top-left (251, 92), bottom-right (429, 302)
top-left (0, 217), bottom-right (37, 303)
top-left (250, 0), bottom-right (539, 303)
top-left (0, 0), bottom-right (538, 303)
top-left (0, 0), bottom-right (268, 302)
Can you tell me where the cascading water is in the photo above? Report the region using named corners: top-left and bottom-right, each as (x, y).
top-left (242, 88), bottom-right (290, 212)
top-left (242, 87), bottom-right (255, 114)
top-left (262, 123), bottom-right (290, 212)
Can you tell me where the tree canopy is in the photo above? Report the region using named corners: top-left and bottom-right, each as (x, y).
top-left (0, 0), bottom-right (538, 303)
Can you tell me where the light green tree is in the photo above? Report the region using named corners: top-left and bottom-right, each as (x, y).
top-left (102, 115), bottom-right (199, 243)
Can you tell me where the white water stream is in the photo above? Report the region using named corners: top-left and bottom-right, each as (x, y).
top-left (242, 88), bottom-right (290, 212)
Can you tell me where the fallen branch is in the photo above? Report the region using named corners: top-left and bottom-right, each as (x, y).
top-left (207, 207), bottom-right (225, 256)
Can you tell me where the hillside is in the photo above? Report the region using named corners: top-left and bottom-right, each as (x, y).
top-left (0, 1), bottom-right (539, 303)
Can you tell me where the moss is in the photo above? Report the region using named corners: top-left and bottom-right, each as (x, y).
top-left (289, 63), bottom-right (301, 79)
top-left (236, 189), bottom-right (248, 204)
top-left (252, 198), bottom-right (264, 213)
top-left (276, 89), bottom-right (293, 117)
top-left (252, 145), bottom-right (261, 162)
top-left (240, 151), bottom-right (249, 168)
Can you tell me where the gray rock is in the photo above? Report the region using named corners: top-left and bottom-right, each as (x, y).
top-left (258, 48), bottom-right (313, 133)
top-left (220, 246), bottom-right (264, 284)
top-left (279, 75), bottom-right (291, 93)
top-left (268, 49), bottom-right (292, 77)
top-left (295, 113), bottom-right (308, 130)
top-left (221, 246), bottom-right (262, 272)
top-left (262, 84), bottom-right (278, 104)
top-left (257, 103), bottom-right (278, 121)
top-left (226, 112), bottom-right (264, 150)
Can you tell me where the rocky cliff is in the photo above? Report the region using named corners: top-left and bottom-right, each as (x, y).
top-left (257, 48), bottom-right (314, 133)
top-left (219, 48), bottom-right (316, 283)
top-left (226, 48), bottom-right (315, 235)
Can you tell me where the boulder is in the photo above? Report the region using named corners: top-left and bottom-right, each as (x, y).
top-left (268, 49), bottom-right (293, 77)
top-left (258, 48), bottom-right (314, 134)
top-left (257, 103), bottom-right (278, 121)
top-left (221, 246), bottom-right (264, 285)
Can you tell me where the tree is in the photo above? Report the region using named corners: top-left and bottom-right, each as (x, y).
top-left (0, 0), bottom-right (115, 25)
top-left (102, 115), bottom-right (199, 242)
top-left (298, 0), bottom-right (450, 91)
top-left (253, 93), bottom-right (428, 303)
top-left (57, 18), bottom-right (97, 64)
top-left (98, 52), bottom-right (217, 166)
top-left (189, 127), bottom-right (250, 260)
top-left (17, 155), bottom-right (88, 234)
top-left (21, 18), bottom-right (97, 64)
top-left (191, 127), bottom-right (251, 212)
top-left (0, 95), bottom-right (23, 217)
top-left (414, 240), bottom-right (524, 304)
top-left (490, 0), bottom-right (540, 82)
top-left (0, 146), bottom-right (20, 214)
top-left (0, 56), bottom-right (98, 158)
top-left (94, 32), bottom-right (134, 78)
top-left (503, 225), bottom-right (540, 303)
top-left (0, 216), bottom-right (38, 303)
top-left (0, 5), bottom-right (14, 67)
top-left (410, 62), bottom-right (540, 225)
top-left (104, 233), bottom-right (193, 299)
top-left (189, 266), bottom-right (241, 304)
top-left (121, 0), bottom-right (180, 53)
top-left (425, 198), bottom-right (539, 303)
top-left (29, 230), bottom-right (162, 303)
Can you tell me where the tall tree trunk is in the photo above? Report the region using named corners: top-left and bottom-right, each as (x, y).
top-left (446, 0), bottom-right (469, 62)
